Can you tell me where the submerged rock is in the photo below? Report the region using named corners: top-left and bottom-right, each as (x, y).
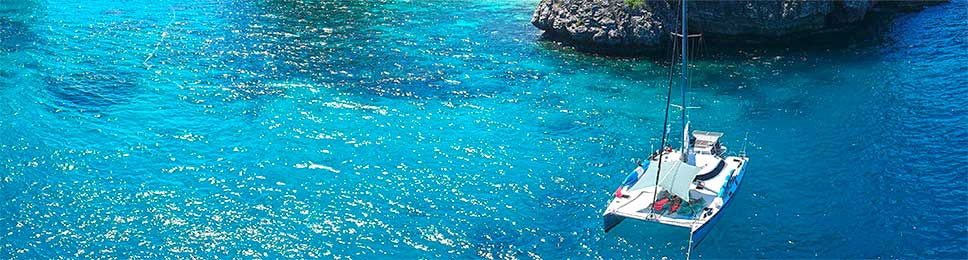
top-left (531, 0), bottom-right (947, 52)
top-left (45, 70), bottom-right (139, 111)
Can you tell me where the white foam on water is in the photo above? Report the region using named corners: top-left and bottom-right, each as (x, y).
top-left (294, 161), bottom-right (341, 173)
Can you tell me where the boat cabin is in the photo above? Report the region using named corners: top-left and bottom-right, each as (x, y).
top-left (692, 130), bottom-right (724, 156)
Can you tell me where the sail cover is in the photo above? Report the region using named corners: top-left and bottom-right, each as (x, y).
top-left (629, 159), bottom-right (700, 200)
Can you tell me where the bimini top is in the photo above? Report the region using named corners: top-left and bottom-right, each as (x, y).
top-left (629, 159), bottom-right (700, 201)
top-left (693, 130), bottom-right (723, 151)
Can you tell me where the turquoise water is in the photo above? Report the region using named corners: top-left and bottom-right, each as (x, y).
top-left (1, 0), bottom-right (966, 258)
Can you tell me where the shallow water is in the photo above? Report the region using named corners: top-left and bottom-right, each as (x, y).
top-left (1, 0), bottom-right (966, 258)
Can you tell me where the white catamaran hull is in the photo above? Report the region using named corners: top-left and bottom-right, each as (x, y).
top-left (603, 153), bottom-right (748, 248)
top-left (689, 159), bottom-right (747, 245)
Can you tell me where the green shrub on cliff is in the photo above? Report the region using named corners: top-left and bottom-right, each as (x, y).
top-left (624, 0), bottom-right (645, 8)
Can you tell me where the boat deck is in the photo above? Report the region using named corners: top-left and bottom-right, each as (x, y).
top-left (604, 149), bottom-right (747, 230)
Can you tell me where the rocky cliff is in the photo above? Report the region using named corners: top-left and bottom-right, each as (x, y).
top-left (531, 0), bottom-right (947, 51)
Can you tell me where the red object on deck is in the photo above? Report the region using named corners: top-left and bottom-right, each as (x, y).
top-left (670, 202), bottom-right (681, 213)
top-left (653, 198), bottom-right (670, 210)
top-left (614, 187), bottom-right (623, 198)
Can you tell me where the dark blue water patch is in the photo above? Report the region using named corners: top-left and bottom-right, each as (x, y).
top-left (0, 17), bottom-right (35, 53)
top-left (100, 8), bottom-right (125, 16)
top-left (219, 81), bottom-right (287, 103)
top-left (747, 97), bottom-right (812, 120)
top-left (44, 70), bottom-right (140, 112)
top-left (351, 73), bottom-right (511, 101)
top-left (199, 0), bottom-right (388, 81)
top-left (165, 0), bottom-right (539, 101)
top-left (464, 219), bottom-right (537, 259)
top-left (539, 114), bottom-right (603, 138)
top-left (0, 65), bottom-right (13, 81)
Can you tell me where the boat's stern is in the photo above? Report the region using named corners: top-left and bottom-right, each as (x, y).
top-left (602, 188), bottom-right (635, 232)
top-left (602, 210), bottom-right (625, 232)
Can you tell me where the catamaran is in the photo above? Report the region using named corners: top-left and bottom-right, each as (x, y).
top-left (601, 0), bottom-right (750, 252)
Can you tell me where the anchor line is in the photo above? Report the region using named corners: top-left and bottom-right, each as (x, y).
top-left (144, 5), bottom-right (177, 68)
top-left (686, 223), bottom-right (696, 260)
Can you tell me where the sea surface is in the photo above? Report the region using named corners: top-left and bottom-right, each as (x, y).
top-left (1, 0), bottom-right (966, 259)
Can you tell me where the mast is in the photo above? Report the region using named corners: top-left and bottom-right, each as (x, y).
top-left (679, 0), bottom-right (689, 154)
top-left (647, 0), bottom-right (684, 213)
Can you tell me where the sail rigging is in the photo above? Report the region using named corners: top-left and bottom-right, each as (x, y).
top-left (679, 0), bottom-right (689, 153)
top-left (647, 0), bottom-right (685, 209)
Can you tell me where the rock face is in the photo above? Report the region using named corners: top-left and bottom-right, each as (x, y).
top-left (531, 0), bottom-right (946, 50)
top-left (531, 0), bottom-right (675, 48)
